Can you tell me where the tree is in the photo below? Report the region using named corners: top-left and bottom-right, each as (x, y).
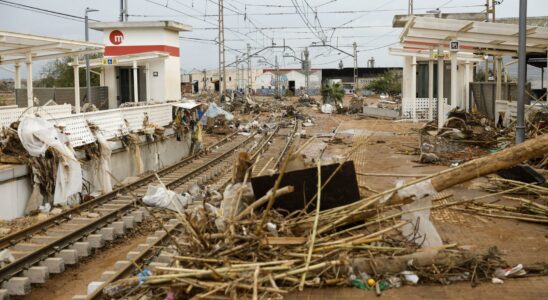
top-left (321, 82), bottom-right (345, 104)
top-left (365, 70), bottom-right (402, 98)
top-left (36, 55), bottom-right (101, 88)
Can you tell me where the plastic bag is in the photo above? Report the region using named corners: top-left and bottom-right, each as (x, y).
top-left (401, 196), bottom-right (443, 248)
top-left (142, 185), bottom-right (192, 212)
top-left (321, 104), bottom-right (334, 114)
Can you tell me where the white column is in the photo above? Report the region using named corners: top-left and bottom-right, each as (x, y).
top-left (450, 51), bottom-right (458, 108)
top-left (411, 56), bottom-right (417, 122)
top-left (145, 63), bottom-right (151, 102)
top-left (437, 48), bottom-right (445, 129)
top-left (464, 61), bottom-right (471, 111)
top-left (496, 56), bottom-right (502, 101)
top-left (133, 60), bottom-right (139, 102)
top-left (99, 67), bottom-right (104, 86)
top-left (428, 49), bottom-right (434, 120)
top-left (73, 56), bottom-right (80, 113)
top-left (26, 53), bottom-right (33, 108)
top-left (402, 56), bottom-right (411, 100)
top-left (14, 63), bottom-right (21, 89)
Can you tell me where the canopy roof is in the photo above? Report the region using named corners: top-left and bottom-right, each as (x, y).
top-left (71, 52), bottom-right (169, 68)
top-left (400, 16), bottom-right (548, 54)
top-left (0, 30), bottom-right (103, 65)
top-left (389, 47), bottom-right (485, 62)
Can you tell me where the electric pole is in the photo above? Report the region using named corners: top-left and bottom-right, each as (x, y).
top-left (119, 0), bottom-right (124, 21)
top-left (202, 69), bottom-right (207, 92)
top-left (275, 55), bottom-right (280, 98)
top-left (246, 43), bottom-right (251, 98)
top-left (485, 0), bottom-right (497, 22)
top-left (353, 42), bottom-right (358, 94)
top-left (218, 0), bottom-right (226, 99)
top-left (303, 47), bottom-right (310, 96)
top-left (408, 0), bottom-right (413, 15)
top-left (516, 0), bottom-right (527, 143)
top-left (235, 55), bottom-right (239, 93)
top-left (85, 8), bottom-right (99, 107)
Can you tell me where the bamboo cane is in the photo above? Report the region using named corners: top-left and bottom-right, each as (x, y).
top-left (299, 160), bottom-right (322, 291)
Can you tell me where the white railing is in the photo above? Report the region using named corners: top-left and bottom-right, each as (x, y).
top-left (0, 104), bottom-right (73, 128)
top-left (0, 103), bottom-right (174, 148)
top-left (401, 98), bottom-right (445, 120)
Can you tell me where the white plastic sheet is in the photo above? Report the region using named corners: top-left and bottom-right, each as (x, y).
top-left (321, 103), bottom-right (334, 114)
top-left (201, 103), bottom-right (234, 125)
top-left (18, 116), bottom-right (82, 205)
top-left (401, 196), bottom-right (443, 248)
top-left (142, 185), bottom-right (191, 212)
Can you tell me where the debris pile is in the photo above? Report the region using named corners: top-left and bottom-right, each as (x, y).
top-left (420, 108), bottom-right (548, 167)
top-left (419, 110), bottom-right (504, 164)
top-left (102, 133), bottom-right (548, 299)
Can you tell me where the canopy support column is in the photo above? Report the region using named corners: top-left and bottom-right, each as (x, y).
top-left (496, 56), bottom-right (502, 102)
top-left (14, 63), bottom-right (21, 89)
top-left (437, 48), bottom-right (445, 129)
top-left (411, 56), bottom-right (417, 122)
top-left (428, 49), bottom-right (434, 120)
top-left (464, 61), bottom-right (471, 111)
top-left (73, 56), bottom-right (80, 113)
top-left (450, 51), bottom-right (458, 108)
top-left (145, 63), bottom-right (151, 102)
top-left (133, 60), bottom-right (139, 102)
top-left (26, 53), bottom-right (33, 108)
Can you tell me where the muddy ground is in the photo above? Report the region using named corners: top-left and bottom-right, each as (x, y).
top-left (12, 95), bottom-right (548, 299)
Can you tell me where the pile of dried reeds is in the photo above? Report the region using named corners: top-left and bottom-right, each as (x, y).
top-left (103, 133), bottom-right (548, 299)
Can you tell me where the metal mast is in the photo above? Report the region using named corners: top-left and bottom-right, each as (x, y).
top-left (246, 43), bottom-right (251, 98)
top-left (304, 47), bottom-right (310, 96)
top-left (353, 42), bottom-right (358, 94)
top-left (408, 0), bottom-right (413, 15)
top-left (516, 0), bottom-right (527, 143)
top-left (218, 0), bottom-right (226, 98)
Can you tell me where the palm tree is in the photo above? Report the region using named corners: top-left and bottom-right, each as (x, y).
top-left (321, 82), bottom-right (345, 104)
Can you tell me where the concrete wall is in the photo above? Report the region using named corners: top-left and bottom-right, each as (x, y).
top-left (188, 68), bottom-right (265, 93)
top-left (0, 130), bottom-right (191, 220)
top-left (0, 165), bottom-right (31, 220)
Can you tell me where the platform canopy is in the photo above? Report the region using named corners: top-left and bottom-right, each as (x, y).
top-left (0, 30), bottom-right (103, 65)
top-left (400, 16), bottom-right (548, 54)
top-left (0, 30), bottom-right (104, 111)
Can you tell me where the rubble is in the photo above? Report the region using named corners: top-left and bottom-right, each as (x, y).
top-left (101, 133), bottom-right (548, 299)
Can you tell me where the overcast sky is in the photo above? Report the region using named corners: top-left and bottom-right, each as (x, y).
top-left (1, 0), bottom-right (547, 79)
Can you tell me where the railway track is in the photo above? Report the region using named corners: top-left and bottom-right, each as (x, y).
top-left (75, 119), bottom-right (300, 300)
top-left (0, 130), bottom-right (260, 297)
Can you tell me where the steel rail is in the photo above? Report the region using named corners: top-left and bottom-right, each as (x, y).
top-left (86, 122), bottom-right (299, 299)
top-left (0, 132), bottom-right (254, 283)
top-left (0, 132), bottom-right (239, 250)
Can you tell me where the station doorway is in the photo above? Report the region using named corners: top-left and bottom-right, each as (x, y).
top-left (117, 67), bottom-right (146, 104)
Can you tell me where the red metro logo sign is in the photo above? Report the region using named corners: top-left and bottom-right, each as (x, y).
top-left (109, 30), bottom-right (124, 45)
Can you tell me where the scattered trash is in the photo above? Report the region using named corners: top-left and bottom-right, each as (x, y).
top-left (491, 277), bottom-right (504, 284)
top-left (0, 249), bottom-right (15, 267)
top-left (142, 185), bottom-right (192, 212)
top-left (494, 264), bottom-right (527, 279)
top-left (320, 103), bottom-right (334, 114)
top-left (400, 271), bottom-right (419, 284)
top-left (137, 268), bottom-right (152, 285)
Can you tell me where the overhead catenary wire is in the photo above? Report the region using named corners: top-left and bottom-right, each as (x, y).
top-left (0, 0), bottom-right (102, 22)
